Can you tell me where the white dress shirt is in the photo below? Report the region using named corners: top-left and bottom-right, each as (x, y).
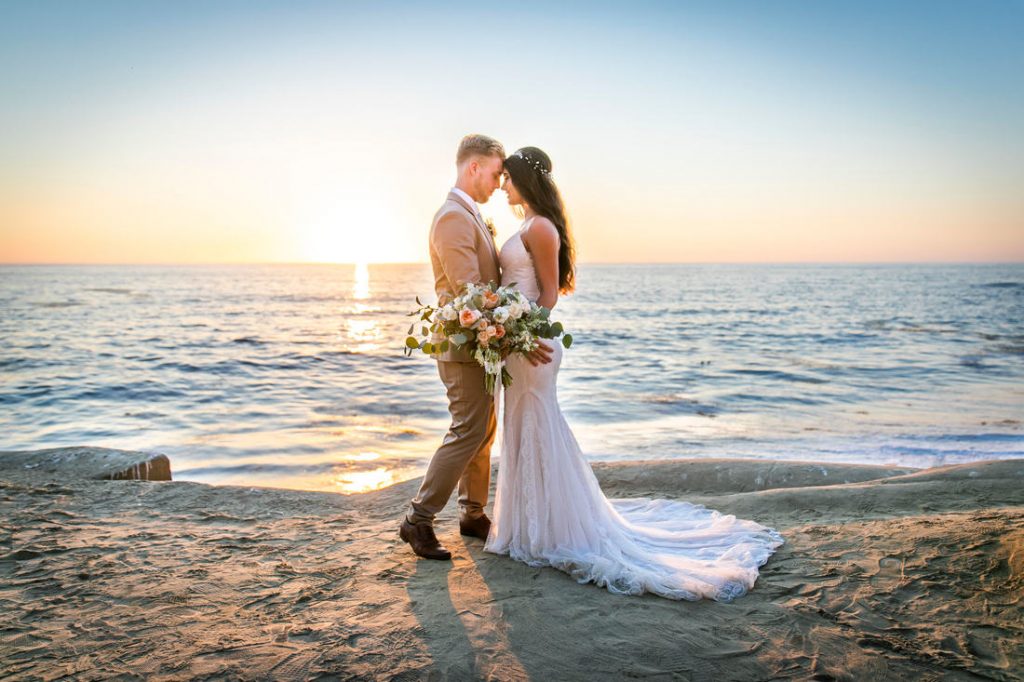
top-left (450, 187), bottom-right (496, 258)
top-left (451, 187), bottom-right (481, 219)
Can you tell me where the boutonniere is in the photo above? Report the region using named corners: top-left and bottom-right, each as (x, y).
top-left (484, 217), bottom-right (497, 239)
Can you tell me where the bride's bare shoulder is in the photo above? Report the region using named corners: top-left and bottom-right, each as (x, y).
top-left (523, 216), bottom-right (559, 244)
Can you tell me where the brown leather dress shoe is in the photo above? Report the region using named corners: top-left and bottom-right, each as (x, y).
top-left (399, 519), bottom-right (452, 560)
top-left (459, 514), bottom-right (492, 540)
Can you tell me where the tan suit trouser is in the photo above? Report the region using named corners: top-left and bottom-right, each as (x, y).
top-left (408, 360), bottom-right (496, 525)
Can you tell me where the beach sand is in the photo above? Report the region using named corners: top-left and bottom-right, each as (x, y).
top-left (1, 447), bottom-right (1022, 681)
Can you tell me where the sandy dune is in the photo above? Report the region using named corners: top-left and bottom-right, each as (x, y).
top-left (1, 447), bottom-right (1022, 681)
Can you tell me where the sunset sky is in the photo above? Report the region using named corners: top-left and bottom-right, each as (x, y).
top-left (1, 1), bottom-right (1022, 264)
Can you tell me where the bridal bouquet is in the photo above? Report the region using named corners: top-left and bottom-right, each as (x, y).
top-left (405, 282), bottom-right (573, 394)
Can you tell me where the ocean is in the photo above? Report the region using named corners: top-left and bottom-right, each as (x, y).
top-left (2, 263), bottom-right (1021, 493)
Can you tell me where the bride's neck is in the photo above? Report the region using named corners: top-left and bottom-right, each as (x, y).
top-left (523, 204), bottom-right (538, 220)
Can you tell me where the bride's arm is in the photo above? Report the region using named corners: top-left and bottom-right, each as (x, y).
top-left (521, 217), bottom-right (561, 310)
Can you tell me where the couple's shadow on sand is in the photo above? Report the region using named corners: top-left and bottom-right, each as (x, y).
top-left (405, 532), bottom-right (772, 681)
top-left (401, 459), bottom-right (1024, 680)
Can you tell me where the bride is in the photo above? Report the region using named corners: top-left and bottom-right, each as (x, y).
top-left (484, 147), bottom-right (785, 602)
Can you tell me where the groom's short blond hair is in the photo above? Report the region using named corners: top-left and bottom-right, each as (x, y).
top-left (457, 134), bottom-right (505, 166)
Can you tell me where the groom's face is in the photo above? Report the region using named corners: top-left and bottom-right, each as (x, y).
top-left (470, 155), bottom-right (504, 203)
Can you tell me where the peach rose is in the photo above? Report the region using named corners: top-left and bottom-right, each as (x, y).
top-left (492, 324), bottom-right (506, 339)
top-left (459, 308), bottom-right (481, 327)
top-left (482, 290), bottom-right (500, 309)
top-left (477, 327), bottom-right (492, 346)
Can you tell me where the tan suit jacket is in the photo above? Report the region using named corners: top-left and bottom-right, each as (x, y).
top-left (406, 190), bottom-right (501, 525)
top-left (429, 191), bottom-right (501, 362)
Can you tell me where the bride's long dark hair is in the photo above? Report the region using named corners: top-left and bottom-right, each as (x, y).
top-left (504, 147), bottom-right (576, 294)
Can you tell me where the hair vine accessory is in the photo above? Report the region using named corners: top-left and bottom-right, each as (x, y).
top-left (513, 150), bottom-right (551, 176)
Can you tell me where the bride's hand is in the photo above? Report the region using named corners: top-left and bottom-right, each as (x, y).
top-left (525, 340), bottom-right (554, 366)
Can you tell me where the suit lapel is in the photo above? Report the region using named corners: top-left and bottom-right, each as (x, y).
top-left (447, 191), bottom-right (499, 263)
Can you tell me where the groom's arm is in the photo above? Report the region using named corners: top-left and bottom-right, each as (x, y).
top-left (432, 211), bottom-right (481, 294)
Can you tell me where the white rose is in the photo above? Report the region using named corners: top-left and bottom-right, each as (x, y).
top-left (440, 305), bottom-right (458, 321)
top-left (493, 306), bottom-right (510, 323)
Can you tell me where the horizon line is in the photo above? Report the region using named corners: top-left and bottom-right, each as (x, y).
top-left (1, 260), bottom-right (1023, 267)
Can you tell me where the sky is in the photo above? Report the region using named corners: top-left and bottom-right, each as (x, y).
top-left (1, 0), bottom-right (1022, 264)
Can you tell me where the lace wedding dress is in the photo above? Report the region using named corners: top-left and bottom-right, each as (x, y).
top-left (484, 224), bottom-right (785, 602)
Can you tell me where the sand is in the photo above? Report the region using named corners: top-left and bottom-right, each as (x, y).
top-left (1, 447), bottom-right (1022, 681)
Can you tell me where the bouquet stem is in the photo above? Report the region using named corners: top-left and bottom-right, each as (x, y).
top-left (484, 359), bottom-right (506, 396)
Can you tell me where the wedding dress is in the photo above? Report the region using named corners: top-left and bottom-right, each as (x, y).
top-left (484, 223), bottom-right (785, 602)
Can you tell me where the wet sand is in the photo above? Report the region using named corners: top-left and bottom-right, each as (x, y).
top-left (1, 447), bottom-right (1022, 680)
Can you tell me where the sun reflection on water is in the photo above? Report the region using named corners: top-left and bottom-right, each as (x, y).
top-left (345, 317), bottom-right (380, 351)
top-left (332, 466), bottom-right (398, 494)
top-left (353, 262), bottom-right (370, 300)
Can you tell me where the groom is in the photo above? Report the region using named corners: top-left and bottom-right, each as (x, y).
top-left (400, 134), bottom-right (548, 560)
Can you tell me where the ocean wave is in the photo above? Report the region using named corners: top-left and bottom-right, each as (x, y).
top-left (69, 381), bottom-right (188, 402)
top-left (0, 357), bottom-right (54, 370)
top-left (0, 384), bottom-right (54, 404)
top-left (86, 287), bottom-right (133, 295)
top-left (176, 456), bottom-right (411, 478)
top-left (727, 368), bottom-right (829, 384)
top-left (959, 355), bottom-right (998, 370)
top-left (638, 393), bottom-right (720, 417)
top-left (727, 392), bottom-right (827, 406)
top-left (176, 462), bottom-right (332, 476)
top-left (979, 281), bottom-right (1024, 290)
top-left (32, 300), bottom-right (82, 308)
top-left (898, 432), bottom-right (1024, 444)
top-left (231, 336), bottom-right (265, 345)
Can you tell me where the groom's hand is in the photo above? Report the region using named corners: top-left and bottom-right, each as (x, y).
top-left (525, 340), bottom-right (554, 366)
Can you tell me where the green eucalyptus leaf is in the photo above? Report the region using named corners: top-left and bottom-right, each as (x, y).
top-left (405, 336), bottom-right (419, 349)
top-left (562, 334), bottom-right (573, 349)
top-left (451, 333), bottom-right (467, 346)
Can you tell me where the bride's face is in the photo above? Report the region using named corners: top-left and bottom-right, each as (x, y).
top-left (501, 171), bottom-right (524, 206)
